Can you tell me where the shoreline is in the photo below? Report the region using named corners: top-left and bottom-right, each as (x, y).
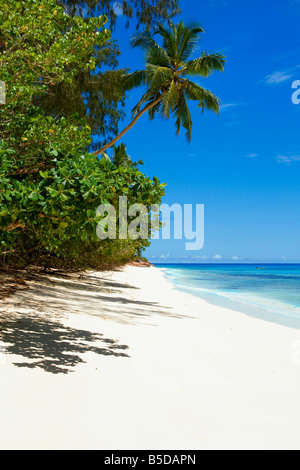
top-left (157, 265), bottom-right (300, 330)
top-left (1, 265), bottom-right (300, 449)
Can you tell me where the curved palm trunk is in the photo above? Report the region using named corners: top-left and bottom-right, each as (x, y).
top-left (94, 95), bottom-right (163, 156)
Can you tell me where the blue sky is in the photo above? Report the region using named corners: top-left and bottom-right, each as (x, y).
top-left (105, 0), bottom-right (300, 262)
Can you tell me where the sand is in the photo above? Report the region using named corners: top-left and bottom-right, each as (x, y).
top-left (1, 265), bottom-right (300, 450)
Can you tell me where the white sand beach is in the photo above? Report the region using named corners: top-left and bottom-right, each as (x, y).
top-left (1, 265), bottom-right (300, 450)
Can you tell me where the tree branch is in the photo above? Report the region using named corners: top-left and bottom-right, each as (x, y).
top-left (8, 162), bottom-right (54, 177)
top-left (3, 221), bottom-right (25, 232)
top-left (56, 0), bottom-right (74, 17)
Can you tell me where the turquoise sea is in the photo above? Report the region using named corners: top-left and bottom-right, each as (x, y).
top-left (156, 264), bottom-right (300, 329)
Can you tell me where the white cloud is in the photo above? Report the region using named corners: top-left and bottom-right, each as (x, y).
top-left (244, 153), bottom-right (258, 158)
top-left (264, 65), bottom-right (300, 86)
top-left (220, 102), bottom-right (241, 112)
top-left (265, 70), bottom-right (293, 85)
top-left (220, 103), bottom-right (237, 110)
top-left (277, 154), bottom-right (300, 165)
top-left (212, 254), bottom-right (222, 260)
top-left (232, 256), bottom-right (240, 260)
top-left (159, 253), bottom-right (171, 259)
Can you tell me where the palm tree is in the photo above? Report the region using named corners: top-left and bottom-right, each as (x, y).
top-left (110, 143), bottom-right (144, 168)
top-left (94, 21), bottom-right (225, 156)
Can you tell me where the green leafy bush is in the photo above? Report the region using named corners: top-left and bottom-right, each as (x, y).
top-left (0, 0), bottom-right (165, 269)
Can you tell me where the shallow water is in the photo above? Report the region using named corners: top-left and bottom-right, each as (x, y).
top-left (156, 264), bottom-right (300, 328)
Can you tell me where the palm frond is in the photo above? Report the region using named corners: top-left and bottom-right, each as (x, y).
top-left (131, 89), bottom-right (155, 117)
top-left (146, 64), bottom-right (173, 92)
top-left (112, 143), bottom-right (141, 168)
top-left (161, 79), bottom-right (178, 118)
top-left (182, 52), bottom-right (226, 77)
top-left (173, 88), bottom-right (193, 141)
top-left (177, 24), bottom-right (204, 63)
top-left (148, 98), bottom-right (163, 120)
top-left (130, 30), bottom-right (155, 50)
top-left (123, 70), bottom-right (147, 91)
top-left (131, 89), bottom-right (163, 119)
top-left (145, 45), bottom-right (172, 68)
top-left (155, 22), bottom-right (177, 61)
top-left (131, 159), bottom-right (144, 167)
top-left (131, 30), bottom-right (171, 66)
top-left (100, 152), bottom-right (111, 162)
top-left (182, 79), bottom-right (220, 114)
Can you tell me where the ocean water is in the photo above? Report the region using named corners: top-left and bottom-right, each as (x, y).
top-left (156, 264), bottom-right (300, 328)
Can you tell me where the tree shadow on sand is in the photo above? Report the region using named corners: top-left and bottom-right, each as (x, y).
top-left (4, 272), bottom-right (185, 326)
top-left (0, 315), bottom-right (129, 374)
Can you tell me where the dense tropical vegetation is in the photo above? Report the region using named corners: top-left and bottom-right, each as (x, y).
top-left (0, 0), bottom-right (225, 271)
top-left (0, 0), bottom-right (165, 269)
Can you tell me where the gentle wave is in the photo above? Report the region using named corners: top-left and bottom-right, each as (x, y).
top-left (156, 264), bottom-right (300, 322)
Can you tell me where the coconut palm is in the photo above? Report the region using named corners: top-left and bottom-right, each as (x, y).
top-left (94, 21), bottom-right (225, 156)
top-left (111, 143), bottom-right (144, 168)
top-left (100, 143), bottom-right (143, 167)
